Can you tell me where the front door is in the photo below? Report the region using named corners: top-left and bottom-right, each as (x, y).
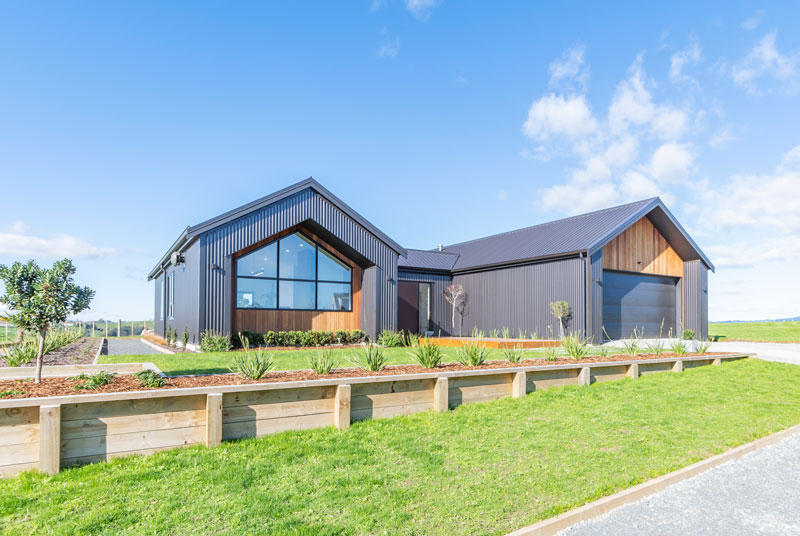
top-left (397, 281), bottom-right (431, 334)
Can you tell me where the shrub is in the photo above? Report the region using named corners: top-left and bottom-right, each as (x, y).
top-left (670, 339), bottom-right (688, 356)
top-left (694, 339), bottom-right (712, 354)
top-left (378, 330), bottom-right (405, 347)
top-left (501, 327), bottom-right (510, 339)
top-left (230, 335), bottom-right (275, 379)
top-left (72, 371), bottom-right (115, 390)
top-left (334, 329), bottom-right (349, 344)
top-left (562, 333), bottom-right (590, 359)
top-left (348, 343), bottom-right (387, 371)
top-left (199, 330), bottom-right (231, 352)
top-left (134, 369), bottom-right (166, 388)
top-left (595, 344), bottom-right (612, 358)
top-left (518, 328), bottom-right (527, 339)
top-left (263, 331), bottom-right (278, 346)
top-left (405, 332), bottom-right (420, 347)
top-left (3, 341), bottom-right (36, 367)
top-left (502, 343), bottom-right (525, 363)
top-left (181, 328), bottom-right (190, 351)
top-left (350, 329), bottom-right (365, 343)
top-left (646, 339), bottom-right (666, 356)
top-left (682, 329), bottom-right (696, 340)
top-left (621, 328), bottom-right (643, 356)
top-left (307, 348), bottom-right (340, 375)
top-left (543, 345), bottom-right (559, 361)
top-left (0, 389), bottom-right (24, 398)
top-left (407, 340), bottom-right (442, 368)
top-left (456, 340), bottom-right (490, 366)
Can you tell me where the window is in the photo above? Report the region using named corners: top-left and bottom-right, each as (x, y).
top-left (159, 280), bottom-right (164, 321)
top-left (235, 231), bottom-right (353, 311)
top-left (166, 272), bottom-right (174, 320)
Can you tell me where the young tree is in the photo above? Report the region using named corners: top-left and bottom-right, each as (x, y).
top-left (549, 300), bottom-right (570, 339)
top-left (442, 284), bottom-right (467, 336)
top-left (0, 259), bottom-right (94, 383)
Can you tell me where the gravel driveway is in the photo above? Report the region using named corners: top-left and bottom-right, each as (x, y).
top-left (710, 341), bottom-right (800, 366)
top-left (104, 338), bottom-right (165, 356)
top-left (560, 431), bottom-right (800, 535)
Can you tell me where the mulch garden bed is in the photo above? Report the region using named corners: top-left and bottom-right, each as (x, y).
top-left (0, 337), bottom-right (101, 368)
top-left (0, 352), bottom-right (727, 400)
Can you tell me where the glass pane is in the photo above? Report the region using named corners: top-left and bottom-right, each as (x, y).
top-left (279, 280), bottom-right (316, 310)
top-left (418, 283), bottom-right (430, 333)
top-left (236, 278), bottom-right (276, 309)
top-left (318, 248), bottom-right (351, 282)
top-left (279, 233), bottom-right (316, 280)
top-left (237, 242), bottom-right (277, 278)
top-left (317, 282), bottom-right (351, 311)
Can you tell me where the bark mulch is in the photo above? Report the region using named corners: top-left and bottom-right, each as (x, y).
top-left (0, 337), bottom-right (101, 368)
top-left (0, 352), bottom-right (728, 400)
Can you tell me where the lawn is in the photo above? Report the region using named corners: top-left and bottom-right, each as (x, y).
top-left (99, 346), bottom-right (568, 375)
top-left (709, 321), bottom-right (800, 343)
top-left (1, 359), bottom-right (798, 535)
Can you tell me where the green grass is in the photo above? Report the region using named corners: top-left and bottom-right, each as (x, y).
top-left (99, 346), bottom-right (571, 375)
top-left (0, 359), bottom-right (797, 535)
top-left (709, 321), bottom-right (800, 342)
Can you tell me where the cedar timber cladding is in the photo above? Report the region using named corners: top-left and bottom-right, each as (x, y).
top-left (200, 187), bottom-right (399, 340)
top-left (602, 216), bottom-right (683, 277)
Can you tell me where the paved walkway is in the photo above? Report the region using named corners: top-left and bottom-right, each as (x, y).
top-left (104, 338), bottom-right (164, 356)
top-left (561, 432), bottom-right (800, 535)
top-left (710, 341), bottom-right (800, 366)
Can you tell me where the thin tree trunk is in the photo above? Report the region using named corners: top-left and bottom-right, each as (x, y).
top-left (35, 329), bottom-right (46, 384)
top-left (452, 306), bottom-right (456, 334)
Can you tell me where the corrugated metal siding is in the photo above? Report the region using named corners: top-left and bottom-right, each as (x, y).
top-left (165, 240), bottom-right (201, 343)
top-left (451, 257), bottom-right (586, 338)
top-left (398, 250), bottom-right (459, 271)
top-left (589, 250), bottom-right (603, 342)
top-left (397, 270), bottom-right (454, 336)
top-left (360, 266), bottom-right (381, 341)
top-left (683, 260), bottom-right (708, 339)
top-left (200, 189), bottom-right (398, 335)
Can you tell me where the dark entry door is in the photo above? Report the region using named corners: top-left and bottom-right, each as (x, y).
top-left (397, 281), bottom-right (419, 334)
top-left (602, 270), bottom-right (678, 339)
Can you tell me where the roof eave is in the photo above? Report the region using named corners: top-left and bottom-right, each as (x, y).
top-left (147, 228), bottom-right (189, 281)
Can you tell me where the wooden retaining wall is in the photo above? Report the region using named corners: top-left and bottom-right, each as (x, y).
top-left (0, 362), bottom-right (160, 380)
top-left (0, 354), bottom-right (746, 477)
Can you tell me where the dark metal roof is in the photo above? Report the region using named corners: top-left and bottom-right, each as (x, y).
top-left (149, 177), bottom-right (406, 279)
top-left (398, 249), bottom-right (459, 272)
top-left (432, 197), bottom-right (714, 273)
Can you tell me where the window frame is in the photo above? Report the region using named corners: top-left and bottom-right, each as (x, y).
top-left (234, 231), bottom-right (353, 312)
top-left (166, 272), bottom-right (174, 320)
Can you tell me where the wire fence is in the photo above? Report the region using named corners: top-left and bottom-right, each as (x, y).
top-left (1, 320), bottom-right (154, 342)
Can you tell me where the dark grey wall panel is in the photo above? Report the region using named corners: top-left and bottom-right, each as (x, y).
top-left (164, 240), bottom-right (201, 343)
top-left (153, 273), bottom-right (164, 337)
top-left (397, 270), bottom-right (454, 336)
top-left (361, 266), bottom-right (381, 341)
top-left (452, 257), bottom-right (586, 338)
top-left (588, 251), bottom-right (603, 343)
top-left (199, 188), bottom-right (398, 336)
top-left (683, 260), bottom-right (708, 339)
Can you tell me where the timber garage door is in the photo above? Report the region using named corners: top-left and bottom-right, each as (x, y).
top-left (602, 270), bottom-right (678, 339)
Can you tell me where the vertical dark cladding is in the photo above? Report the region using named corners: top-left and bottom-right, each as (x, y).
top-left (161, 240), bottom-right (201, 343)
top-left (683, 260), bottom-right (709, 340)
top-left (588, 250), bottom-right (603, 342)
top-left (199, 188), bottom-right (398, 338)
top-left (397, 270), bottom-right (454, 336)
top-left (451, 257), bottom-right (586, 338)
top-left (153, 272), bottom-right (164, 337)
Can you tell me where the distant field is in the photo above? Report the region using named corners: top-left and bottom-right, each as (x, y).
top-left (709, 321), bottom-right (800, 343)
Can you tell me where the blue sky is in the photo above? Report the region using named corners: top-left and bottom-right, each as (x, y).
top-left (1, 1), bottom-right (799, 322)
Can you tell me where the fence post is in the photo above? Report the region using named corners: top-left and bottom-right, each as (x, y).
top-left (117, 320), bottom-right (122, 337)
top-left (712, 357), bottom-right (722, 366)
top-left (627, 363), bottom-right (639, 379)
top-left (433, 377), bottom-right (449, 412)
top-left (131, 320), bottom-right (135, 337)
top-left (334, 384), bottom-right (351, 430)
top-left (206, 393), bottom-right (223, 447)
top-left (672, 360), bottom-right (684, 373)
top-left (511, 371), bottom-right (526, 398)
top-left (105, 320), bottom-right (108, 337)
top-left (578, 367), bottom-right (591, 386)
top-left (39, 404), bottom-right (61, 475)
top-left (91, 321), bottom-right (95, 337)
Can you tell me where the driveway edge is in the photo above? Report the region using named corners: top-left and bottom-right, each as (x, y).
top-left (506, 422), bottom-right (800, 536)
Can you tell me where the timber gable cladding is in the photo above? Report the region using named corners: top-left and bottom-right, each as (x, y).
top-left (151, 180), bottom-right (711, 341)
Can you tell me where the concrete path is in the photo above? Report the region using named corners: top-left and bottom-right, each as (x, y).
top-left (710, 341), bottom-right (800, 366)
top-left (561, 432), bottom-right (800, 535)
top-left (104, 338), bottom-right (164, 356)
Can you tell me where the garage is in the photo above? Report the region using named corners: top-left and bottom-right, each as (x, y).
top-left (602, 270), bottom-right (679, 340)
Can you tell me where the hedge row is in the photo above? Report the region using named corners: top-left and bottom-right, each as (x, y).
top-left (233, 329), bottom-right (366, 349)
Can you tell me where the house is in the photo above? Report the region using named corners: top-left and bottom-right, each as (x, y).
top-left (148, 178), bottom-right (712, 345)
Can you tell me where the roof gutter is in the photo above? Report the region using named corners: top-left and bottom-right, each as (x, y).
top-left (450, 250), bottom-right (588, 276)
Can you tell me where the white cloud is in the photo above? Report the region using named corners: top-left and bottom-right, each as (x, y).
top-left (619, 171), bottom-right (661, 200)
top-left (708, 236), bottom-right (800, 269)
top-left (669, 35), bottom-right (701, 84)
top-left (522, 94), bottom-right (598, 141)
top-left (377, 29), bottom-right (400, 59)
top-left (709, 127), bottom-right (735, 148)
top-left (741, 10), bottom-right (766, 31)
top-left (778, 143), bottom-right (800, 172)
top-left (649, 142), bottom-right (693, 183)
top-left (609, 56), bottom-right (655, 133)
top-left (702, 172), bottom-right (800, 232)
top-left (651, 107), bottom-right (688, 140)
top-left (0, 223), bottom-right (115, 258)
top-left (732, 31), bottom-right (800, 95)
top-left (540, 179), bottom-right (619, 215)
top-left (406, 0), bottom-right (437, 21)
top-left (549, 44), bottom-right (589, 90)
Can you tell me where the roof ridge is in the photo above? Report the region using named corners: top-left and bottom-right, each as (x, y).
top-left (439, 197), bottom-right (657, 251)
